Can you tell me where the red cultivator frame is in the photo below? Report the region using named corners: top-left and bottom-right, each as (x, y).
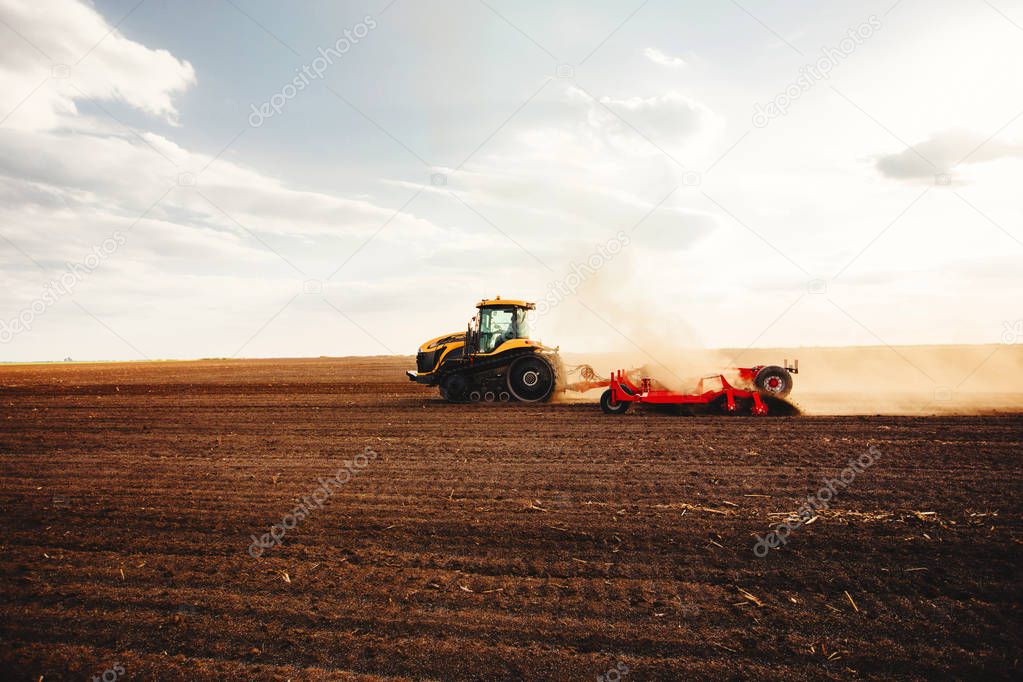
top-left (569, 361), bottom-right (799, 416)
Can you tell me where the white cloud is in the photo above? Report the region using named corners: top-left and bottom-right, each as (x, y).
top-left (583, 89), bottom-right (722, 159)
top-left (0, 0), bottom-right (485, 360)
top-left (643, 47), bottom-right (687, 68)
top-left (875, 129), bottom-right (1023, 181)
top-left (0, 2), bottom-right (733, 359)
top-left (423, 85), bottom-right (724, 262)
top-left (0, 0), bottom-right (196, 129)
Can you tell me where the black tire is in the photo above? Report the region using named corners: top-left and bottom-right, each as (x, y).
top-left (506, 355), bottom-right (556, 402)
top-left (754, 366), bottom-right (793, 398)
top-left (600, 389), bottom-right (630, 414)
top-left (439, 373), bottom-right (468, 402)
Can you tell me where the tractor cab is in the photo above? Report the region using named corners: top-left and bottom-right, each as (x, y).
top-left (467, 298), bottom-right (534, 355)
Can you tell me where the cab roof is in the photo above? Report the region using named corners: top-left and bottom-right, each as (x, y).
top-left (476, 297), bottom-right (535, 310)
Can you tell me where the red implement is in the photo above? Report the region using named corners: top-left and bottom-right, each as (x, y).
top-left (597, 361), bottom-right (798, 416)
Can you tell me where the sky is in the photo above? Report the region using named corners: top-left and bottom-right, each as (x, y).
top-left (0, 0), bottom-right (1021, 362)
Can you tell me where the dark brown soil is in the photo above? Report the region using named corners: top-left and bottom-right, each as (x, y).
top-left (0, 357), bottom-right (1021, 681)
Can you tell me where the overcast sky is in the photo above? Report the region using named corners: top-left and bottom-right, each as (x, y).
top-left (1, 0), bottom-right (1021, 361)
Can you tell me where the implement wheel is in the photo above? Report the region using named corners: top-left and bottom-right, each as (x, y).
top-left (600, 389), bottom-right (630, 415)
top-left (506, 355), bottom-right (556, 402)
top-left (754, 365), bottom-right (793, 398)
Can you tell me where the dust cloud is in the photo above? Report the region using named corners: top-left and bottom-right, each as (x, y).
top-left (557, 343), bottom-right (1023, 415)
top-left (537, 253), bottom-right (1023, 415)
top-left (742, 344), bottom-right (1023, 415)
top-left (537, 250), bottom-right (734, 395)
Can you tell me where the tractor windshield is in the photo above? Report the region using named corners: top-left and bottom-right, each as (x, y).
top-left (478, 306), bottom-right (528, 353)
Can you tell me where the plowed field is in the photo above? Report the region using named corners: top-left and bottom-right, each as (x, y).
top-left (1, 357), bottom-right (1020, 680)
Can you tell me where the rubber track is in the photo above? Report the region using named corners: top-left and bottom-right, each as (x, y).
top-left (439, 351), bottom-right (560, 402)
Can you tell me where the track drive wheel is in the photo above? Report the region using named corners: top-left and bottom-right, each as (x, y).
top-left (754, 365), bottom-right (793, 398)
top-left (439, 373), bottom-right (468, 402)
top-left (506, 355), bottom-right (556, 402)
top-left (600, 389), bottom-right (630, 415)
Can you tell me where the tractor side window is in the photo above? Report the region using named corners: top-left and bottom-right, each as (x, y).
top-left (479, 308), bottom-right (514, 353)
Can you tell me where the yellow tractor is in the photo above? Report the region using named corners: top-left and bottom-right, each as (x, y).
top-left (406, 297), bottom-right (561, 402)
